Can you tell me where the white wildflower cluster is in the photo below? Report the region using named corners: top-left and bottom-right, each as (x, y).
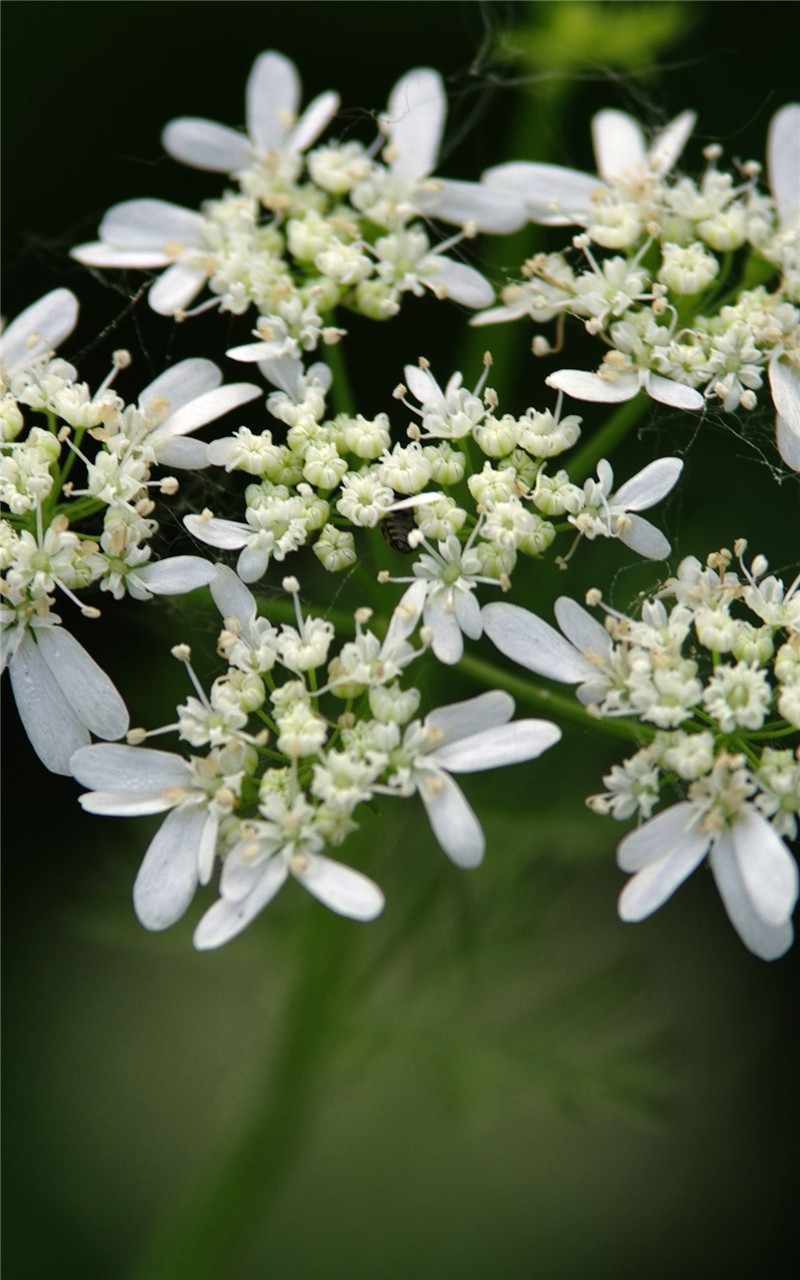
top-left (476, 104), bottom-right (800, 466)
top-left (482, 541), bottom-right (800, 959)
top-left (70, 567), bottom-right (561, 948)
top-left (0, 289), bottom-right (261, 773)
top-left (71, 52), bottom-right (530, 352)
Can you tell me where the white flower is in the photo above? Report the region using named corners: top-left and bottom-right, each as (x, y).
top-left (482, 107), bottom-right (695, 228)
top-left (389, 689), bottom-right (561, 867)
top-left (137, 357), bottom-right (262, 469)
top-left (161, 50), bottom-right (339, 177)
top-left (570, 457), bottom-right (683, 559)
top-left (72, 742), bottom-right (245, 930)
top-left (3, 616), bottom-right (129, 775)
top-left (353, 68), bottom-right (526, 234)
top-left (482, 594), bottom-right (610, 692)
top-left (72, 200), bottom-right (211, 316)
top-left (0, 289), bottom-right (79, 380)
top-left (616, 785), bottom-right (798, 961)
top-left (546, 361), bottom-right (704, 411)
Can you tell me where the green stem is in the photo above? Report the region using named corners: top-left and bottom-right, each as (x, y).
top-left (129, 909), bottom-right (355, 1280)
top-left (566, 394), bottom-right (651, 485)
top-left (458, 651), bottom-right (652, 744)
top-left (324, 335), bottom-right (356, 417)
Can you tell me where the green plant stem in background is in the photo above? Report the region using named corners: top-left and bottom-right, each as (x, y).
top-left (325, 331), bottom-right (357, 417)
top-left (566, 395), bottom-right (652, 484)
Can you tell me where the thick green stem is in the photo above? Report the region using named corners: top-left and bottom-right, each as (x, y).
top-left (324, 335), bottom-right (356, 417)
top-left (566, 394), bottom-right (651, 485)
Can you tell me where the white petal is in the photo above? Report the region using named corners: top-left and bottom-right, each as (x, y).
top-left (247, 51), bottom-right (299, 150)
top-left (161, 118), bottom-right (252, 173)
top-left (730, 809), bottom-right (799, 927)
top-left (645, 373), bottom-right (704, 410)
top-left (618, 833), bottom-right (709, 921)
top-left (220, 843), bottom-right (276, 901)
top-left (425, 594), bottom-right (464, 665)
top-left (546, 369), bottom-right (639, 403)
top-left (226, 341), bottom-right (275, 363)
top-left (425, 688), bottom-right (515, 743)
top-left (613, 457), bottom-right (683, 510)
top-left (617, 514), bottom-right (670, 560)
top-left (647, 111), bottom-right (695, 176)
top-left (617, 802), bottom-right (702, 872)
top-left (768, 103), bottom-right (800, 228)
top-left (777, 414), bottom-right (800, 471)
top-left (769, 358), bottom-right (800, 438)
top-left (553, 597), bottom-right (612, 661)
top-left (386, 579), bottom-right (426, 645)
top-left (133, 805), bottom-right (208, 930)
top-left (421, 259), bottom-right (495, 309)
top-left (99, 199), bottom-right (206, 250)
top-left (417, 768), bottom-right (485, 868)
top-left (149, 263), bottom-right (208, 316)
top-left (482, 601), bottom-right (594, 683)
top-left (139, 358), bottom-right (222, 416)
top-left (710, 835), bottom-right (794, 961)
top-left (288, 90), bottom-right (340, 153)
top-left (9, 633), bottom-right (89, 774)
top-left (71, 742), bottom-right (192, 793)
top-left (154, 437), bottom-right (209, 469)
top-left (429, 718), bottom-right (561, 773)
top-left (77, 791), bottom-right (179, 817)
top-left (193, 861), bottom-right (289, 949)
top-left (482, 162), bottom-right (601, 224)
top-left (70, 242), bottom-right (171, 269)
top-left (237, 544), bottom-right (270, 583)
top-left (592, 110), bottom-right (646, 181)
top-left (151, 382), bottom-right (262, 442)
top-left (453, 588), bottom-right (482, 641)
top-left (184, 514), bottom-right (248, 550)
top-left (210, 564), bottom-right (257, 624)
top-left (35, 626), bottom-right (129, 741)
top-left (292, 853), bottom-right (385, 920)
top-left (404, 364), bottom-right (445, 410)
top-left (0, 288), bottom-right (78, 372)
top-left (131, 556), bottom-right (216, 596)
top-left (417, 179), bottom-right (528, 233)
top-left (386, 67), bottom-right (445, 184)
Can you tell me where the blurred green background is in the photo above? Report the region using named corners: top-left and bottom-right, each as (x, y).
top-left (2, 3), bottom-right (799, 1278)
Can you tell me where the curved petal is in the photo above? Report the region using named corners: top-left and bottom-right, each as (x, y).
top-left (546, 369), bottom-right (639, 403)
top-left (154, 437), bottom-right (209, 469)
top-left (421, 259), bottom-right (494, 309)
top-left (482, 601), bottom-right (594, 683)
top-left (139, 358), bottom-right (222, 417)
top-left (769, 359), bottom-right (800, 438)
top-left (288, 90), bottom-right (340, 153)
top-left (183, 514), bottom-right (249, 550)
top-left (777, 414), bottom-right (800, 471)
top-left (416, 179), bottom-right (528, 233)
top-left (149, 263), bottom-right (208, 316)
top-left (131, 556), bottom-right (216, 596)
top-left (99, 199), bottom-right (206, 251)
top-left (210, 564), bottom-right (257, 624)
top-left (247, 50), bottom-right (299, 151)
top-left (425, 593), bottom-right (464, 665)
top-left (387, 579), bottom-right (427, 645)
top-left (482, 162), bottom-right (601, 224)
top-left (429, 718), bottom-right (561, 774)
top-left (425, 688), bottom-right (515, 744)
top-left (236, 543), bottom-right (271, 583)
top-left (618, 832), bottom-right (709, 921)
top-left (0, 288), bottom-right (78, 372)
top-left (417, 768), bottom-right (485, 868)
top-left (404, 364), bottom-right (446, 411)
top-left (386, 67), bottom-right (445, 185)
top-left (152, 382), bottom-right (262, 442)
top-left (613, 457), bottom-right (683, 510)
top-left (617, 802), bottom-right (702, 872)
top-left (133, 805), bottom-right (207, 930)
top-left (768, 103), bottom-right (800, 228)
top-left (647, 111), bottom-right (696, 176)
top-left (35, 626), bottom-right (129, 741)
top-left (193, 860), bottom-right (289, 949)
top-left (645, 373), bottom-right (704, 410)
top-left (453, 587), bottom-right (482, 641)
top-left (710, 835), bottom-right (794, 960)
top-left (617, 514), bottom-right (671, 560)
top-left (9, 632), bottom-right (89, 774)
top-left (161, 118), bottom-right (253, 173)
top-left (592, 110), bottom-right (646, 181)
top-left (71, 742), bottom-right (192, 793)
top-left (292, 852), bottom-right (385, 920)
top-left (730, 809), bottom-right (799, 927)
top-left (71, 243), bottom-right (172, 269)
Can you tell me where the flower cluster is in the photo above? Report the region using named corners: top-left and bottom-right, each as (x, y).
top-left (0, 289), bottom-right (260, 772)
top-left (476, 104), bottom-right (800, 466)
top-left (72, 53), bottom-right (529, 352)
top-left (482, 542), bottom-right (800, 958)
top-left (71, 568), bottom-right (561, 948)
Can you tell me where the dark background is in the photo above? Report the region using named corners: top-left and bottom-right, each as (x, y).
top-left (3, 4), bottom-right (800, 1278)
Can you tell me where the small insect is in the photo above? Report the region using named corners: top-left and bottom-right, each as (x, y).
top-left (380, 505), bottom-right (417, 554)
